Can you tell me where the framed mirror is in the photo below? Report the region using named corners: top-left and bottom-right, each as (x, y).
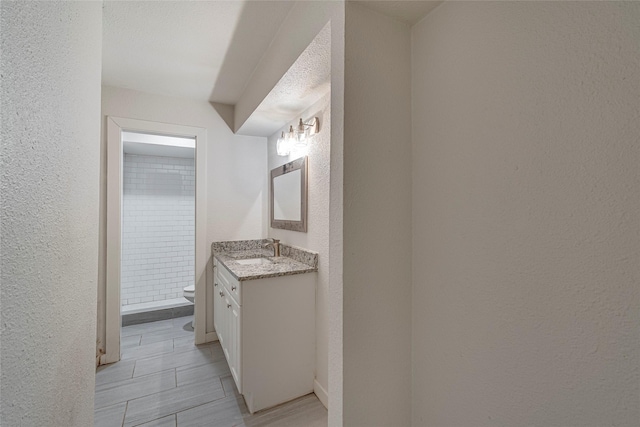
top-left (270, 156), bottom-right (307, 232)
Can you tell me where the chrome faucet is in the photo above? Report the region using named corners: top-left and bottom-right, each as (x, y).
top-left (263, 238), bottom-right (281, 257)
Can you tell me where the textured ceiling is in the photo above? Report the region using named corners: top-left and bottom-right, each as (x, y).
top-left (237, 23), bottom-right (331, 137)
top-left (356, 1), bottom-right (443, 25)
top-left (102, 1), bottom-right (293, 104)
top-left (122, 132), bottom-right (195, 158)
top-left (102, 1), bottom-right (441, 136)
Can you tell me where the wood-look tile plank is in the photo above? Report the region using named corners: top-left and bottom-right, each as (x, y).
top-left (176, 395), bottom-right (247, 427)
top-left (121, 334), bottom-right (142, 349)
top-left (172, 316), bottom-right (193, 329)
top-left (95, 369), bottom-right (176, 410)
top-left (122, 319), bottom-right (174, 337)
top-left (96, 359), bottom-right (136, 386)
top-left (172, 336), bottom-right (196, 351)
top-left (133, 346), bottom-right (216, 378)
top-left (220, 375), bottom-right (241, 397)
top-left (172, 336), bottom-right (218, 353)
top-left (94, 402), bottom-right (127, 427)
top-left (175, 360), bottom-right (230, 387)
top-left (123, 376), bottom-right (225, 427)
top-left (121, 338), bottom-right (174, 361)
top-left (140, 327), bottom-right (197, 346)
top-left (209, 341), bottom-right (225, 360)
top-left (242, 394), bottom-right (327, 427)
top-left (134, 414), bottom-right (177, 427)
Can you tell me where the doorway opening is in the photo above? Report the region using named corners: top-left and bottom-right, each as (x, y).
top-left (103, 117), bottom-right (209, 365)
top-left (120, 131), bottom-right (195, 327)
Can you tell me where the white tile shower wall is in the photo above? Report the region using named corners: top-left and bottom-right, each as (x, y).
top-left (121, 154), bottom-right (195, 307)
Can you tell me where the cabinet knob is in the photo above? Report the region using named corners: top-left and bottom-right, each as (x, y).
top-left (227, 304), bottom-right (231, 309)
top-left (231, 286), bottom-right (236, 291)
top-left (219, 291), bottom-right (224, 297)
top-left (214, 283), bottom-right (218, 287)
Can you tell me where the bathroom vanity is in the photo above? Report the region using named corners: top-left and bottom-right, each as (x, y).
top-left (211, 240), bottom-right (317, 414)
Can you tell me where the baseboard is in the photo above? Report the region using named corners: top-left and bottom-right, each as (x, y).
top-left (205, 331), bottom-right (219, 343)
top-left (313, 379), bottom-right (328, 409)
top-left (99, 352), bottom-right (118, 366)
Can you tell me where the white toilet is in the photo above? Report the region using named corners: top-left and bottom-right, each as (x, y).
top-left (183, 284), bottom-right (195, 328)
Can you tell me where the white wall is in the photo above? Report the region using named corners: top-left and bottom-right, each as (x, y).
top-left (98, 86), bottom-right (267, 355)
top-left (0, 2), bottom-right (102, 425)
top-left (267, 93), bottom-right (331, 406)
top-left (121, 154), bottom-right (195, 307)
top-left (411, 2), bottom-right (640, 426)
top-left (343, 4), bottom-right (413, 426)
top-left (328, 8), bottom-right (345, 427)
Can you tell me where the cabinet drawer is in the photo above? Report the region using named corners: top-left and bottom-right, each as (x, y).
top-left (218, 262), bottom-right (241, 304)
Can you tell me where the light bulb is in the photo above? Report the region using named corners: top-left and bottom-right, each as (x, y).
top-left (295, 134), bottom-right (307, 147)
top-left (295, 118), bottom-right (308, 147)
top-left (276, 131), bottom-right (290, 156)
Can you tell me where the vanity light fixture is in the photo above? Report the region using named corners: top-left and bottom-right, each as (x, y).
top-left (276, 131), bottom-right (290, 156)
top-left (294, 117), bottom-right (320, 148)
top-left (276, 125), bottom-right (296, 156)
top-left (276, 118), bottom-right (320, 156)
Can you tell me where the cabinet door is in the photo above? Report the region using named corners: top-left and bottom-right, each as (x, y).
top-left (222, 296), bottom-right (231, 363)
top-left (228, 296), bottom-right (242, 392)
top-left (214, 284), bottom-right (226, 348)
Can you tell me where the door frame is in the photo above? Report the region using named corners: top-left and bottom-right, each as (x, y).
top-left (102, 116), bottom-right (208, 365)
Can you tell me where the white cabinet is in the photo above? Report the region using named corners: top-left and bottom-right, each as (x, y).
top-left (227, 294), bottom-right (241, 388)
top-left (214, 258), bottom-right (241, 389)
top-left (213, 260), bottom-right (315, 414)
top-left (213, 266), bottom-right (225, 348)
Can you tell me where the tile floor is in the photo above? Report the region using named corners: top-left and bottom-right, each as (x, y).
top-left (95, 316), bottom-right (327, 427)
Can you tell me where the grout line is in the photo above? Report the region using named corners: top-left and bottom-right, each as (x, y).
top-left (121, 401), bottom-right (128, 427)
top-left (131, 344), bottom-right (208, 369)
top-left (220, 376), bottom-right (226, 397)
top-left (130, 413), bottom-right (175, 427)
top-left (172, 396), bottom-right (228, 423)
top-left (96, 368), bottom-right (179, 394)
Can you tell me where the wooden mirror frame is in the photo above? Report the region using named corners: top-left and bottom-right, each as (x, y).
top-left (270, 156), bottom-right (308, 232)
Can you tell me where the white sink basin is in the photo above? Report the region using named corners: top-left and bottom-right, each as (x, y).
top-left (236, 258), bottom-right (273, 265)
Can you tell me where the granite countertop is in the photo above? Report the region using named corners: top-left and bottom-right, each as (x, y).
top-left (213, 246), bottom-right (318, 281)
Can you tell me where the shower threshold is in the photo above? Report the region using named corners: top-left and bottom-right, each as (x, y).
top-left (122, 298), bottom-right (193, 326)
top-left (122, 298), bottom-right (191, 315)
